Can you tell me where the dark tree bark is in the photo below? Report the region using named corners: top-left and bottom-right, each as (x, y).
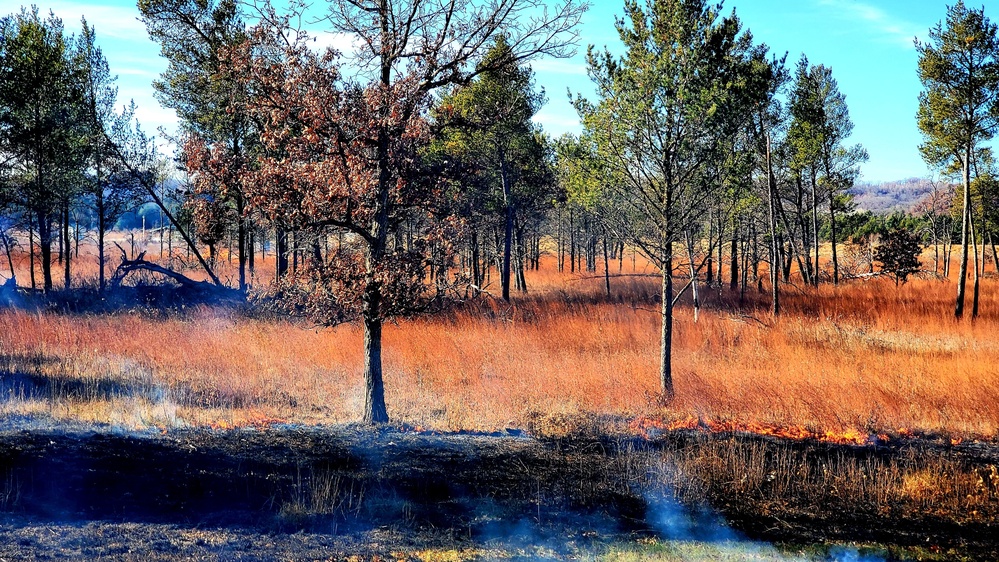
top-left (63, 202), bottom-right (71, 289)
top-left (602, 230), bottom-right (611, 298)
top-left (829, 198), bottom-right (839, 285)
top-left (38, 210), bottom-right (53, 291)
top-left (729, 221), bottom-right (739, 291)
top-left (276, 227), bottom-right (289, 279)
top-left (956, 150), bottom-right (971, 318)
top-left (660, 241), bottom-right (674, 400)
top-left (500, 153), bottom-right (514, 302)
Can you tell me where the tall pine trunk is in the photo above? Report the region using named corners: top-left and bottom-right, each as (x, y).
top-left (729, 221), bottom-right (738, 291)
top-left (766, 133), bottom-right (780, 316)
top-left (811, 168), bottom-right (820, 286)
top-left (660, 240), bottom-right (674, 400)
top-left (471, 229), bottom-right (481, 289)
top-left (602, 231), bottom-right (611, 298)
top-left (276, 227), bottom-right (289, 279)
top-left (829, 196), bottom-right (839, 285)
top-left (500, 151), bottom-right (514, 302)
top-left (956, 149), bottom-right (971, 318)
top-left (38, 210), bottom-right (53, 291)
top-left (63, 202), bottom-right (70, 289)
top-left (685, 231), bottom-right (700, 322)
top-left (971, 210), bottom-right (981, 319)
top-left (237, 195), bottom-right (247, 292)
top-left (28, 217), bottom-right (35, 290)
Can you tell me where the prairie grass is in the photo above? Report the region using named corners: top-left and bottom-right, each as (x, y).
top-left (1, 238), bottom-right (998, 439)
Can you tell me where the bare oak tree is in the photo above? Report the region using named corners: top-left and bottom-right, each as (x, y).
top-left (228, 0), bottom-right (585, 423)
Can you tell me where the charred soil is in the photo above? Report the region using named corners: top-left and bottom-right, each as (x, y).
top-left (0, 425), bottom-right (997, 560)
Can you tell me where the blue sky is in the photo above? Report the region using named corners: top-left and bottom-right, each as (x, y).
top-left (9, 0), bottom-right (976, 182)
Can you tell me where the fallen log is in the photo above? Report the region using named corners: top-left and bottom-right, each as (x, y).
top-left (110, 244), bottom-right (243, 302)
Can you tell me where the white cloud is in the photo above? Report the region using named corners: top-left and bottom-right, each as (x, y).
top-left (116, 67), bottom-right (159, 78)
top-left (816, 0), bottom-right (925, 48)
top-left (33, 1), bottom-right (177, 138)
top-left (307, 30), bottom-right (358, 55)
top-left (39, 0), bottom-right (146, 40)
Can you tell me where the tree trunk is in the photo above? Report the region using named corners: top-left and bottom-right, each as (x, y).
top-left (248, 228), bottom-right (255, 279)
top-left (660, 241), bottom-right (675, 400)
top-left (63, 202), bottom-right (70, 289)
top-left (729, 222), bottom-right (738, 291)
top-left (1, 231), bottom-right (15, 282)
top-left (471, 229), bottom-right (481, 290)
top-left (556, 207), bottom-right (564, 272)
top-left (159, 211), bottom-right (165, 258)
top-left (752, 224), bottom-right (762, 293)
top-left (276, 227), bottom-right (289, 279)
top-left (944, 224), bottom-right (952, 278)
top-left (740, 234), bottom-right (749, 305)
top-left (362, 16), bottom-right (394, 425)
top-left (829, 196), bottom-right (839, 285)
top-left (569, 207), bottom-right (576, 273)
top-left (38, 210), bottom-right (53, 292)
top-left (794, 175), bottom-right (812, 285)
top-left (514, 222), bottom-right (527, 293)
top-left (778, 183), bottom-right (807, 284)
top-left (990, 233), bottom-right (998, 275)
top-left (716, 212), bottom-right (724, 284)
top-left (685, 232), bottom-right (699, 323)
top-left (29, 217), bottom-right (35, 291)
top-left (971, 211), bottom-right (981, 319)
top-left (362, 279), bottom-right (388, 423)
top-left (602, 231), bottom-right (611, 298)
top-left (98, 202), bottom-right (107, 292)
top-left (956, 150), bottom-right (971, 318)
top-left (74, 213), bottom-right (80, 258)
top-left (500, 151), bottom-right (514, 302)
top-left (237, 195), bottom-right (247, 292)
top-left (57, 209), bottom-right (64, 265)
top-left (584, 231), bottom-right (591, 272)
top-left (705, 214), bottom-right (714, 286)
top-left (934, 221), bottom-right (940, 276)
top-left (766, 132), bottom-right (780, 316)
top-left (811, 168), bottom-right (820, 286)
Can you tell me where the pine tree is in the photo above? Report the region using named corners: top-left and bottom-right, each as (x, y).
top-left (917, 0), bottom-right (999, 318)
top-left (0, 7), bottom-right (86, 291)
top-left (875, 228), bottom-right (923, 286)
top-left (574, 0), bottom-right (771, 399)
top-left (75, 19), bottom-right (147, 292)
top-left (432, 37), bottom-right (553, 301)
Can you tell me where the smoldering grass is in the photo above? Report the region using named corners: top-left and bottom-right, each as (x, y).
top-left (0, 469), bottom-right (19, 511)
top-left (275, 464), bottom-right (367, 531)
top-left (637, 435), bottom-right (998, 536)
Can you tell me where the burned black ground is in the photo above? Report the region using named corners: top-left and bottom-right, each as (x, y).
top-left (0, 424), bottom-right (996, 560)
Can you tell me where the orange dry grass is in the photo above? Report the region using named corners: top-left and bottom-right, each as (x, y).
top-left (0, 230), bottom-right (274, 289)
top-left (1, 239), bottom-right (999, 438)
